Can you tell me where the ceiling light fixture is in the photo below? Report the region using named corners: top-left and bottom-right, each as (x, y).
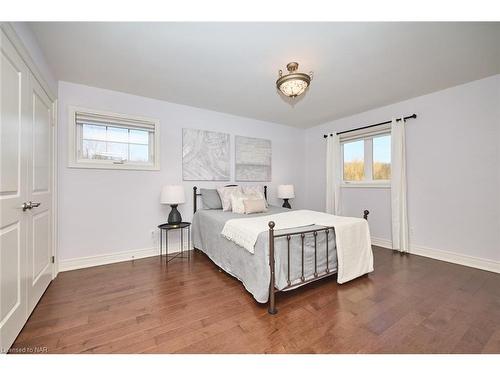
top-left (276, 62), bottom-right (313, 98)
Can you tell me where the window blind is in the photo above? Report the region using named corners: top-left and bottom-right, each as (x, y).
top-left (339, 124), bottom-right (391, 143)
top-left (75, 111), bottom-right (156, 132)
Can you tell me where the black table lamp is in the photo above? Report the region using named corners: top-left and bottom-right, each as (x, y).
top-left (161, 185), bottom-right (186, 224)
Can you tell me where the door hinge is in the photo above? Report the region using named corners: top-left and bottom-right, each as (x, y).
top-left (51, 256), bottom-right (55, 264)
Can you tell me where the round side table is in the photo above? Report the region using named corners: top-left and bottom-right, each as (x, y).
top-left (158, 222), bottom-right (191, 263)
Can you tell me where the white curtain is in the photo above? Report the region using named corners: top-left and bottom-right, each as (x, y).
top-left (391, 118), bottom-right (409, 252)
top-left (326, 134), bottom-right (341, 215)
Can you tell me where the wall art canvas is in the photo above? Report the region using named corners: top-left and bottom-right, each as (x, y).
top-left (183, 128), bottom-right (230, 181)
top-left (235, 136), bottom-right (272, 181)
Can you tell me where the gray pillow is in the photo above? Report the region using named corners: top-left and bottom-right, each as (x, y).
top-left (200, 188), bottom-right (223, 209)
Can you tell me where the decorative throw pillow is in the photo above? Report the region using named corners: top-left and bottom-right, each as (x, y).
top-left (217, 186), bottom-right (242, 211)
top-left (242, 185), bottom-right (267, 206)
top-left (243, 198), bottom-right (267, 214)
top-left (230, 191), bottom-right (247, 214)
top-left (200, 188), bottom-right (222, 209)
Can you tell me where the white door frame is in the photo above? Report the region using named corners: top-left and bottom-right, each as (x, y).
top-left (1, 22), bottom-right (58, 278)
top-left (51, 99), bottom-right (58, 278)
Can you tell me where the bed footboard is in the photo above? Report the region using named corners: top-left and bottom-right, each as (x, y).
top-left (267, 210), bottom-right (369, 314)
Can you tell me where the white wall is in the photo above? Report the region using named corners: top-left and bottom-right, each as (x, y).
top-left (10, 22), bottom-right (58, 96)
top-left (10, 21), bottom-right (499, 271)
top-left (57, 76), bottom-right (500, 269)
top-left (305, 75), bottom-right (500, 264)
top-left (57, 81), bottom-right (306, 262)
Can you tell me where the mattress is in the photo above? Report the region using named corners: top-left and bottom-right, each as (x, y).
top-left (192, 206), bottom-right (337, 303)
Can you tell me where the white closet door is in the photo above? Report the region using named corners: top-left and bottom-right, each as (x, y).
top-left (0, 28), bottom-right (54, 351)
top-left (26, 74), bottom-right (53, 315)
top-left (0, 29), bottom-right (29, 351)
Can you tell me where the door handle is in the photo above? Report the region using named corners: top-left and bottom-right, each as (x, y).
top-left (21, 201), bottom-right (41, 211)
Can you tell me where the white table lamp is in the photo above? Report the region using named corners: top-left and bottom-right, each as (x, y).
top-left (277, 184), bottom-right (295, 209)
top-left (161, 185), bottom-right (186, 224)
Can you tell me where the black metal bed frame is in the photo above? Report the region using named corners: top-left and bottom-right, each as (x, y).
top-left (193, 185), bottom-right (369, 314)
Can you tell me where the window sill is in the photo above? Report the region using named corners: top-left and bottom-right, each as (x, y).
top-left (68, 161), bottom-right (160, 171)
top-left (341, 182), bottom-right (390, 189)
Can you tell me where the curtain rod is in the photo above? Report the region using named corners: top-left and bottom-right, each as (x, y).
top-left (323, 113), bottom-right (417, 138)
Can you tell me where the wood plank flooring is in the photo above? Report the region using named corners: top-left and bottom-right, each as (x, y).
top-left (10, 247), bottom-right (500, 353)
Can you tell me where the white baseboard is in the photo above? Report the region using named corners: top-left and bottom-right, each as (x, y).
top-left (371, 236), bottom-right (500, 274)
top-left (59, 238), bottom-right (500, 275)
top-left (58, 247), bottom-right (158, 272)
top-left (371, 237), bottom-right (393, 249)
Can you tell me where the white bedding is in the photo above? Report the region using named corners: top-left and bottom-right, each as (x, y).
top-left (221, 210), bottom-right (373, 283)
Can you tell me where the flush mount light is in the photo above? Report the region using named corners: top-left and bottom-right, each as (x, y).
top-left (276, 62), bottom-right (313, 98)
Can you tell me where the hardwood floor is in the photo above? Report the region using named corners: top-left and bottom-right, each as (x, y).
top-left (10, 247), bottom-right (500, 354)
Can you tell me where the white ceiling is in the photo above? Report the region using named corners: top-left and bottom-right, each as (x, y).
top-left (30, 22), bottom-right (500, 128)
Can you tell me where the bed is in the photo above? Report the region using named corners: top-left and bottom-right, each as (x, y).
top-left (191, 185), bottom-right (371, 314)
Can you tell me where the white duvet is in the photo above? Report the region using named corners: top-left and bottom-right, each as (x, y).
top-left (221, 210), bottom-right (373, 283)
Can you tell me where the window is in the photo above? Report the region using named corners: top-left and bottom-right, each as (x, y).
top-left (343, 140), bottom-right (364, 181)
top-left (373, 135), bottom-right (391, 180)
top-left (342, 131), bottom-right (391, 186)
top-left (68, 107), bottom-right (160, 170)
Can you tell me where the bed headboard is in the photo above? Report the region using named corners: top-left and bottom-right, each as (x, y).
top-left (193, 185), bottom-right (268, 214)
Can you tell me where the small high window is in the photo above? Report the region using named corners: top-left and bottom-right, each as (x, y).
top-left (68, 107), bottom-right (160, 170)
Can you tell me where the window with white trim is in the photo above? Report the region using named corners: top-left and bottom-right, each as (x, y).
top-left (68, 107), bottom-right (160, 170)
top-left (341, 129), bottom-right (391, 186)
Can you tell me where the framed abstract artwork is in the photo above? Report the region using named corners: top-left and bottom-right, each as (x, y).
top-left (235, 136), bottom-right (272, 181)
top-left (182, 128), bottom-right (230, 181)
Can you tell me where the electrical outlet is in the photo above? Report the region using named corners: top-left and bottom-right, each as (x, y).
top-left (151, 229), bottom-right (159, 246)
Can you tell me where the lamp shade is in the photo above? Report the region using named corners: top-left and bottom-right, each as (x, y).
top-left (277, 185), bottom-right (295, 199)
top-left (161, 185), bottom-right (185, 205)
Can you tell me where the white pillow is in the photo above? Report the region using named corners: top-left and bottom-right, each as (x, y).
top-left (242, 185), bottom-right (267, 206)
top-left (230, 191), bottom-right (246, 214)
top-left (217, 186), bottom-right (242, 211)
top-left (231, 192), bottom-right (263, 214)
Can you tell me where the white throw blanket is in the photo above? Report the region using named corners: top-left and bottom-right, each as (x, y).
top-left (221, 210), bottom-right (373, 283)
